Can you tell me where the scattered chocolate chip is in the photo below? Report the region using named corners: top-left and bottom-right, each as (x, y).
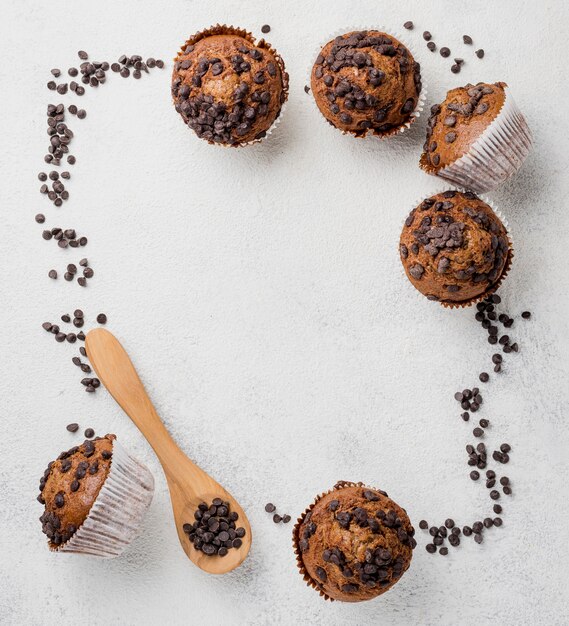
top-left (404, 21), bottom-right (414, 30)
top-left (265, 503), bottom-right (276, 513)
top-left (476, 49), bottom-right (485, 59)
top-left (183, 498), bottom-right (246, 556)
top-left (66, 423), bottom-right (79, 433)
top-left (261, 24), bottom-right (271, 34)
top-left (84, 428), bottom-right (95, 438)
top-left (423, 31), bottom-right (432, 41)
top-left (96, 313), bottom-right (107, 324)
top-left (463, 35), bottom-right (473, 45)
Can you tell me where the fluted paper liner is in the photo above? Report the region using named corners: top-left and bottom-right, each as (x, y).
top-left (306, 26), bottom-right (427, 140)
top-left (398, 188), bottom-right (514, 309)
top-left (54, 439), bottom-right (155, 558)
top-left (174, 25), bottom-right (289, 147)
top-left (293, 480), bottom-right (413, 601)
top-left (420, 87), bottom-right (532, 192)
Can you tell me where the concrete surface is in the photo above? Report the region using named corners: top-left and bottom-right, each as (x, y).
top-left (1, 1), bottom-right (568, 624)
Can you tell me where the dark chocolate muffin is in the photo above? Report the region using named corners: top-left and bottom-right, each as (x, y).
top-left (311, 31), bottom-right (422, 137)
top-left (172, 26), bottom-right (288, 146)
top-left (37, 435), bottom-right (114, 548)
top-left (399, 190), bottom-right (512, 306)
top-left (294, 482), bottom-right (416, 602)
top-left (420, 82), bottom-right (507, 171)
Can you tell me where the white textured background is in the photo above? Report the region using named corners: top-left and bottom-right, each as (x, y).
top-left (1, 1), bottom-right (569, 624)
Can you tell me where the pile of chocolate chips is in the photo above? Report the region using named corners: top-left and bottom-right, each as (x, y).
top-left (42, 309), bottom-right (107, 392)
top-left (182, 498), bottom-right (246, 556)
top-left (420, 293), bottom-right (530, 555)
top-left (403, 22), bottom-right (484, 73)
top-left (264, 502), bottom-right (291, 524)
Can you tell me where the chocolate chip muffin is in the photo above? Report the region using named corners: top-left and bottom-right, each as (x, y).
top-left (172, 26), bottom-right (288, 146)
top-left (294, 482), bottom-right (416, 602)
top-left (311, 31), bottom-right (422, 137)
top-left (37, 435), bottom-right (154, 556)
top-left (38, 435), bottom-right (115, 548)
top-left (400, 190), bottom-right (512, 306)
top-left (421, 82), bottom-right (506, 171)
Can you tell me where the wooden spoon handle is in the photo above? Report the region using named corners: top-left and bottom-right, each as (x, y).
top-left (85, 328), bottom-right (185, 467)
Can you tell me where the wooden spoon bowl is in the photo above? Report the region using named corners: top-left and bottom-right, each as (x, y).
top-left (86, 327), bottom-right (252, 574)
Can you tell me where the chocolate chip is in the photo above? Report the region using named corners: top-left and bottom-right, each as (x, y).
top-left (261, 24), bottom-right (271, 34)
top-left (419, 520), bottom-right (428, 529)
top-left (451, 64), bottom-right (461, 74)
top-left (440, 47), bottom-right (451, 58)
top-left (404, 21), bottom-right (414, 30)
top-left (84, 428), bottom-right (95, 438)
top-left (479, 372), bottom-right (489, 383)
top-left (427, 42), bottom-right (436, 52)
top-left (265, 503), bottom-right (276, 512)
top-left (476, 49), bottom-right (485, 59)
top-left (522, 311), bottom-right (531, 319)
top-left (423, 31), bottom-right (432, 41)
top-left (273, 514), bottom-right (282, 523)
top-left (96, 313), bottom-right (107, 324)
top-left (463, 35), bottom-right (473, 45)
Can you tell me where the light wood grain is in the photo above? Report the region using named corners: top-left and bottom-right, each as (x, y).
top-left (85, 327), bottom-right (252, 574)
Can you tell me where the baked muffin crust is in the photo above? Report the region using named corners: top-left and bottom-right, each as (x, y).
top-left (421, 82), bottom-right (507, 170)
top-left (295, 483), bottom-right (415, 602)
top-left (311, 31), bottom-right (421, 136)
top-left (38, 435), bottom-right (115, 548)
top-left (400, 191), bottom-right (511, 304)
top-left (172, 28), bottom-right (288, 145)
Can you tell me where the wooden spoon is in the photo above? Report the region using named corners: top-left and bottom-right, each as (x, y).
top-left (85, 327), bottom-right (252, 574)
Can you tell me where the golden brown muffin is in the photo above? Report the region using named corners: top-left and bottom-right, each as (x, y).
top-left (37, 435), bottom-right (115, 548)
top-left (294, 482), bottom-right (416, 602)
top-left (420, 82), bottom-right (507, 171)
top-left (172, 26), bottom-right (288, 145)
top-left (399, 191), bottom-right (511, 305)
top-left (311, 31), bottom-right (422, 137)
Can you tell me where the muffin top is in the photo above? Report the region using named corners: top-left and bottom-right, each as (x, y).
top-left (421, 82), bottom-right (507, 170)
top-left (400, 190), bottom-right (511, 304)
top-left (38, 434), bottom-right (115, 548)
top-left (172, 28), bottom-right (288, 145)
top-left (295, 483), bottom-right (416, 602)
top-left (311, 31), bottom-right (421, 136)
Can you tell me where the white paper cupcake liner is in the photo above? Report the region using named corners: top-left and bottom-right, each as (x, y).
top-left (175, 25), bottom-right (289, 148)
top-left (398, 187), bottom-right (514, 309)
top-left (306, 26), bottom-right (427, 140)
top-left (55, 439), bottom-right (155, 558)
top-left (426, 87), bottom-right (532, 192)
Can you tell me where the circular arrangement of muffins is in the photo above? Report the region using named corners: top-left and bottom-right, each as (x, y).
top-left (36, 22), bottom-right (533, 606)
